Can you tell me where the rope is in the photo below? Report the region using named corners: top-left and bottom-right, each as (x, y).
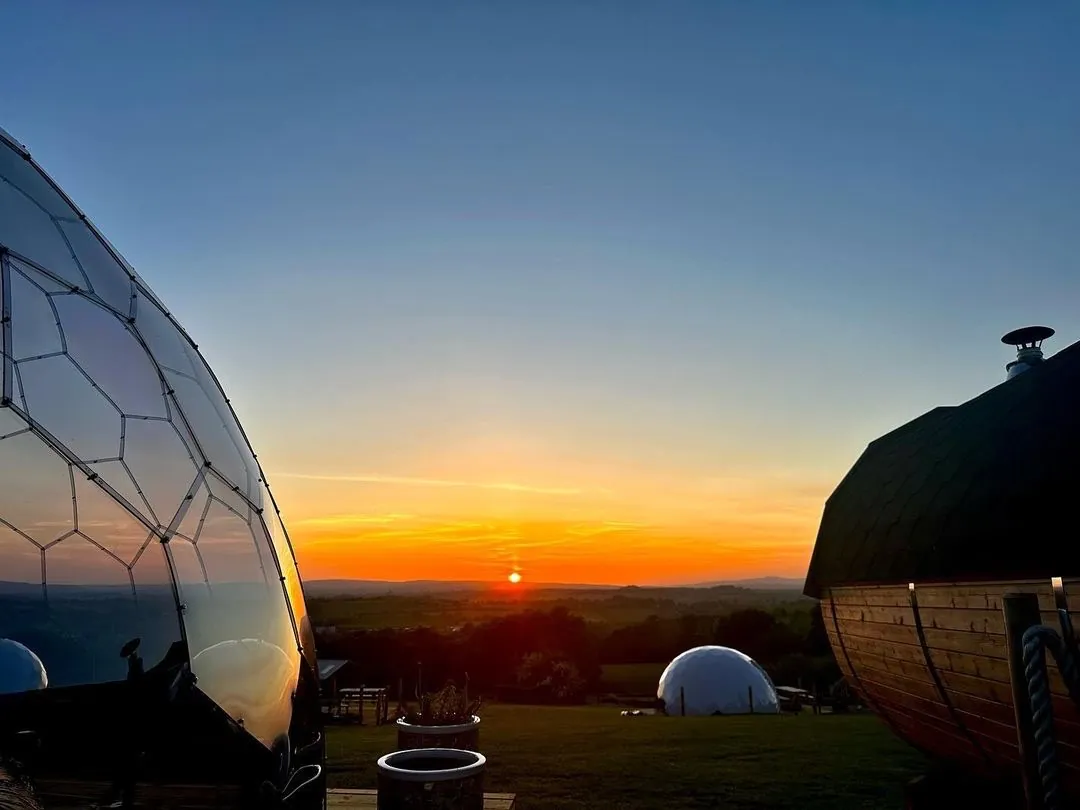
top-left (0, 765), bottom-right (42, 810)
top-left (1021, 618), bottom-right (1080, 810)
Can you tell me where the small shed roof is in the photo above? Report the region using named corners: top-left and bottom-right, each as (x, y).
top-left (319, 659), bottom-right (348, 681)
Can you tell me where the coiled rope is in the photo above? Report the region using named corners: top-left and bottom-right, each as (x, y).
top-left (1022, 616), bottom-right (1080, 810)
top-left (0, 765), bottom-right (42, 810)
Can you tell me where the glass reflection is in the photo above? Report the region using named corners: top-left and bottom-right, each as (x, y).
top-left (0, 133), bottom-right (312, 753)
top-left (171, 478), bottom-right (299, 746)
top-left (262, 485), bottom-right (316, 668)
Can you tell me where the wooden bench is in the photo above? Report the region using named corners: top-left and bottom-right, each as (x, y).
top-left (329, 788), bottom-right (516, 809)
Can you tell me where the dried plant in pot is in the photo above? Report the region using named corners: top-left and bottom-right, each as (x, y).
top-left (395, 682), bottom-right (482, 752)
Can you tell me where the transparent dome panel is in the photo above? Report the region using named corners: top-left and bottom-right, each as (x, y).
top-left (52, 293), bottom-right (168, 419)
top-left (132, 294), bottom-right (260, 504)
top-left (0, 421), bottom-right (181, 691)
top-left (171, 477), bottom-right (299, 747)
top-left (106, 418), bottom-right (202, 530)
top-left (0, 177), bottom-right (88, 291)
top-left (18, 354), bottom-right (123, 462)
top-left (56, 219), bottom-right (136, 318)
top-left (261, 484), bottom-right (315, 667)
top-left (7, 264), bottom-right (64, 362)
top-left (0, 133), bottom-right (302, 748)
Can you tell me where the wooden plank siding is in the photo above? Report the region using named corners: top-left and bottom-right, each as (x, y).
top-left (823, 579), bottom-right (1080, 782)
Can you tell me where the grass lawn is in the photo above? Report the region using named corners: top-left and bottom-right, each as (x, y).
top-left (326, 704), bottom-right (926, 809)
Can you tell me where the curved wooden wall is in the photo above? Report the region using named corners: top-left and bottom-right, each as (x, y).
top-left (823, 580), bottom-right (1080, 793)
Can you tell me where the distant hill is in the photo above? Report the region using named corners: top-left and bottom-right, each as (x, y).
top-left (303, 577), bottom-right (803, 597)
top-left (687, 576), bottom-right (805, 591)
top-left (304, 579), bottom-right (619, 597)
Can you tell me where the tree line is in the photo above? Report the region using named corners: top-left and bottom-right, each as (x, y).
top-left (314, 603), bottom-right (839, 704)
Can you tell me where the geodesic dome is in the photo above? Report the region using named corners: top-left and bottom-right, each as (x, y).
top-left (657, 645), bottom-right (779, 715)
top-left (0, 127), bottom-right (314, 750)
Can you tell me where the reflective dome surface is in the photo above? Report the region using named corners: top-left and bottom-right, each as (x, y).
top-left (657, 645), bottom-right (779, 715)
top-left (0, 638), bottom-right (48, 694)
top-left (0, 129), bottom-right (311, 748)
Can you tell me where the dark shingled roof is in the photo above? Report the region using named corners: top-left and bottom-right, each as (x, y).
top-left (804, 339), bottom-right (1080, 597)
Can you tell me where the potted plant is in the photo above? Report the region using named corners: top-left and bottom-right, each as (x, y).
top-left (376, 748), bottom-right (485, 810)
top-left (395, 681), bottom-right (482, 752)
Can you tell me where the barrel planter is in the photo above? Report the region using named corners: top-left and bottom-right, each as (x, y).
top-left (396, 716), bottom-right (480, 752)
top-left (376, 748), bottom-right (485, 810)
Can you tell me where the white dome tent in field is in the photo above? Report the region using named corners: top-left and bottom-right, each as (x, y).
top-left (657, 645), bottom-right (780, 716)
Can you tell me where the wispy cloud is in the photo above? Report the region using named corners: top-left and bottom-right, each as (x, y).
top-left (292, 513), bottom-right (416, 527)
top-left (274, 472), bottom-right (587, 496)
top-left (566, 521), bottom-right (644, 538)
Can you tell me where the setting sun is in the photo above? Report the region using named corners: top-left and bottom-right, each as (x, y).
top-left (508, 571), bottom-right (522, 584)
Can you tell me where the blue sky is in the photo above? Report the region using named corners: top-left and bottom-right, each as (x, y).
top-left (4, 2), bottom-right (1079, 579)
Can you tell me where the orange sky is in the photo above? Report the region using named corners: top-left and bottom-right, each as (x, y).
top-left (272, 464), bottom-right (833, 585)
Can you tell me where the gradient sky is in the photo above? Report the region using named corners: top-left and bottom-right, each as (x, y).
top-left (4, 2), bottom-right (1079, 585)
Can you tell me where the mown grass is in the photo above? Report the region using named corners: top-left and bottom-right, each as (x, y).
top-left (326, 704), bottom-right (926, 809)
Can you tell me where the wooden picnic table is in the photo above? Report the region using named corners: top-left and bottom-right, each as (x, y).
top-left (330, 686), bottom-right (390, 725)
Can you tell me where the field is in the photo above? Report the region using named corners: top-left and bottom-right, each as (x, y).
top-left (307, 585), bottom-right (811, 632)
top-left (326, 704), bottom-right (926, 809)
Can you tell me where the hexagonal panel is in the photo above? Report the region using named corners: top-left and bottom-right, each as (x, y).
top-left (121, 417), bottom-right (202, 529)
top-left (8, 266), bottom-right (64, 361)
top-left (43, 533), bottom-right (130, 589)
top-left (18, 354), bottom-right (122, 462)
top-left (133, 299), bottom-right (258, 502)
top-left (0, 177), bottom-right (88, 290)
top-left (57, 220), bottom-right (135, 318)
top-left (72, 472), bottom-right (153, 564)
top-left (52, 293), bottom-right (167, 418)
top-left (196, 497), bottom-right (268, 587)
top-left (0, 430), bottom-right (73, 545)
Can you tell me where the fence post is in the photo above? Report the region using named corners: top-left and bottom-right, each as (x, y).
top-left (1003, 592), bottom-right (1045, 810)
top-left (680, 686), bottom-right (686, 716)
top-left (748, 685), bottom-right (754, 713)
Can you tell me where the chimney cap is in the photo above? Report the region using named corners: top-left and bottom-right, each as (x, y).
top-left (1001, 325), bottom-right (1055, 347)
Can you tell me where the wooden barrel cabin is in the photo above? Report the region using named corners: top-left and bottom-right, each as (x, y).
top-left (805, 326), bottom-right (1080, 792)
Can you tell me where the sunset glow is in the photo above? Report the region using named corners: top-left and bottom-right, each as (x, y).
top-left (270, 460), bottom-right (836, 586)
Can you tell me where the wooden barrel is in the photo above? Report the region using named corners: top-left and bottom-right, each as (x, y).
top-left (822, 578), bottom-right (1080, 795)
top-left (376, 749), bottom-right (484, 810)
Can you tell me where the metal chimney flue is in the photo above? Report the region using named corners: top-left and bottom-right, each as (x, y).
top-left (1001, 325), bottom-right (1055, 380)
